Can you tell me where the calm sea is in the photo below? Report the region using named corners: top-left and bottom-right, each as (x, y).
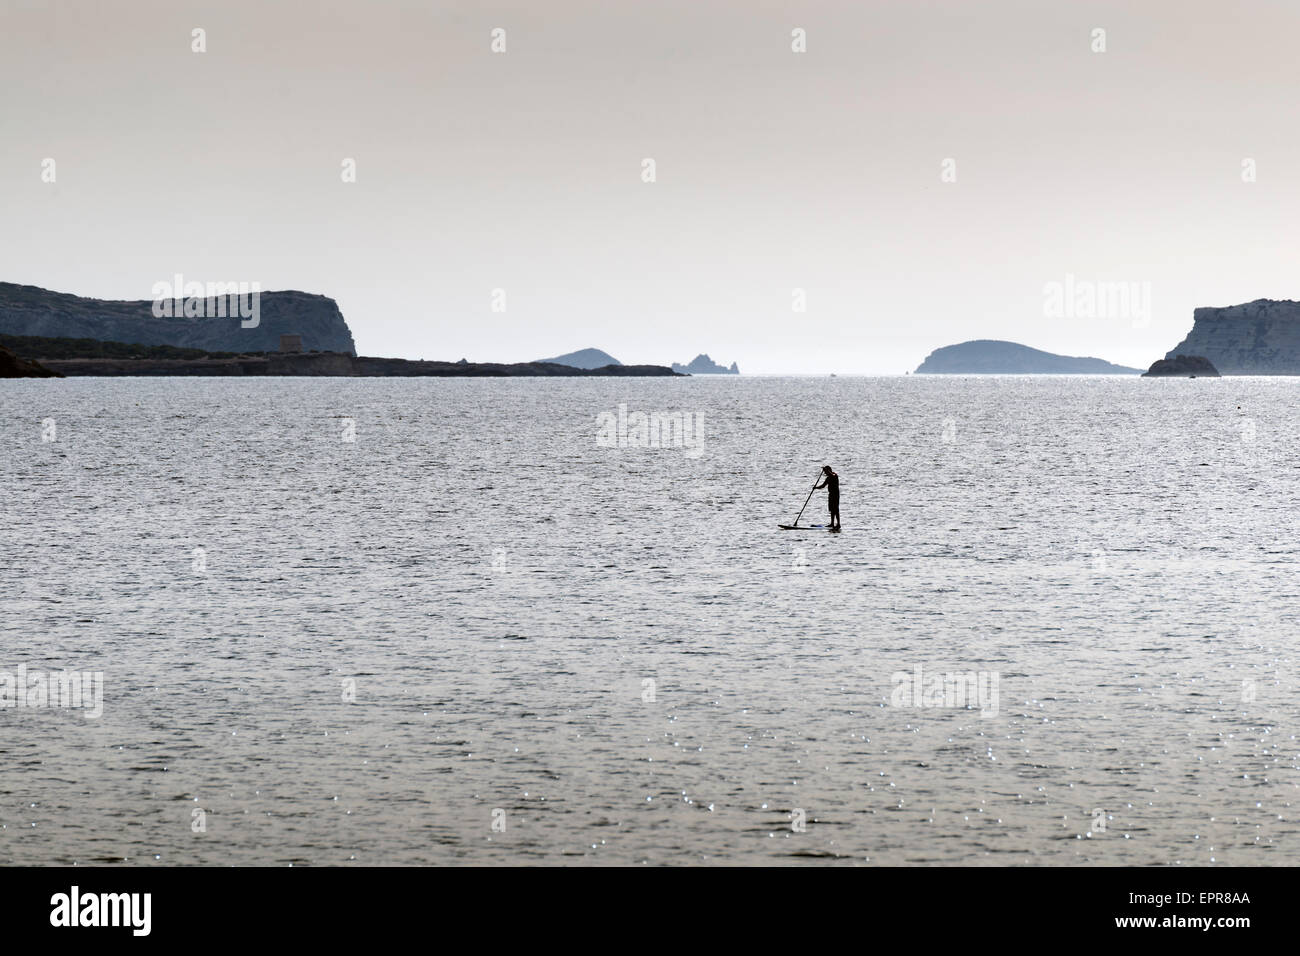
top-left (2, 376), bottom-right (1297, 865)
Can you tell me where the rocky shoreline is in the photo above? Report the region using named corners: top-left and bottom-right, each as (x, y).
top-left (0, 345), bottom-right (62, 378)
top-left (33, 352), bottom-right (683, 377)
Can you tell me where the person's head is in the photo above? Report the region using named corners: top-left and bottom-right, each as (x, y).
top-left (822, 465), bottom-right (833, 475)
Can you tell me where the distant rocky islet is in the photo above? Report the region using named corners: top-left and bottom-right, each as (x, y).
top-left (536, 348), bottom-right (740, 375)
top-left (671, 354), bottom-right (739, 375)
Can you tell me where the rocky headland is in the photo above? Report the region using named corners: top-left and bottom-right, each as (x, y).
top-left (0, 282), bottom-right (357, 355)
top-left (0, 344), bottom-right (62, 378)
top-left (1162, 299), bottom-right (1300, 374)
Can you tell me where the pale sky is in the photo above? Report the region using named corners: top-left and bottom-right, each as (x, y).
top-left (3, 0), bottom-right (1298, 373)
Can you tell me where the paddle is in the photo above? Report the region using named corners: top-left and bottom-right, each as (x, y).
top-left (782, 472), bottom-right (821, 529)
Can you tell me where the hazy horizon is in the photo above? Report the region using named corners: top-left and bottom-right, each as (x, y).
top-left (5, 0), bottom-right (1300, 373)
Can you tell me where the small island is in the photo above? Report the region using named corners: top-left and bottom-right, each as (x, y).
top-left (533, 347), bottom-right (622, 369)
top-left (671, 354), bottom-right (739, 375)
top-left (915, 340), bottom-right (1140, 374)
top-left (1142, 355), bottom-right (1220, 377)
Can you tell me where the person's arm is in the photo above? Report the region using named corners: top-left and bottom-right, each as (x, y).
top-left (813, 479), bottom-right (826, 490)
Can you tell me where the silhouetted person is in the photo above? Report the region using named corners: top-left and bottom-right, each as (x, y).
top-left (814, 465), bottom-right (840, 530)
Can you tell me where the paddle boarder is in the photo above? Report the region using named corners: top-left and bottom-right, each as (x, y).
top-left (814, 465), bottom-right (840, 530)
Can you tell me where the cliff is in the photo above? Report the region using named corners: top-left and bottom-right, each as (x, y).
top-left (1163, 299), bottom-right (1300, 374)
top-left (0, 282), bottom-right (357, 355)
top-left (915, 340), bottom-right (1139, 374)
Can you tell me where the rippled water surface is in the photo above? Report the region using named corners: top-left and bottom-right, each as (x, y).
top-left (2, 376), bottom-right (1298, 865)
